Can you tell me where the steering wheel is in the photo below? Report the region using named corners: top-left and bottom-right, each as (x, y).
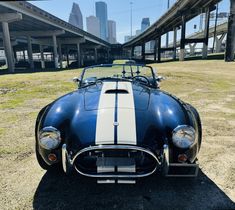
top-left (133, 75), bottom-right (150, 86)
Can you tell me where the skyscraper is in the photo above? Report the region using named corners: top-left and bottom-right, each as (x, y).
top-left (95, 1), bottom-right (108, 41)
top-left (86, 16), bottom-right (100, 38)
top-left (141, 18), bottom-right (150, 32)
top-left (69, 2), bottom-right (83, 29)
top-left (141, 18), bottom-right (152, 52)
top-left (108, 20), bottom-right (116, 44)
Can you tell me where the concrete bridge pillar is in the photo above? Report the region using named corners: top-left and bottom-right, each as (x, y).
top-left (107, 49), bottom-right (110, 61)
top-left (215, 33), bottom-right (226, 53)
top-left (52, 34), bottom-right (59, 68)
top-left (179, 15), bottom-right (186, 61)
top-left (154, 39), bottom-right (157, 61)
top-left (189, 43), bottom-right (197, 56)
top-left (94, 47), bottom-right (98, 64)
top-left (58, 44), bottom-right (63, 69)
top-left (27, 36), bottom-right (34, 70)
top-left (173, 27), bottom-right (178, 60)
top-left (131, 46), bottom-right (134, 59)
top-left (0, 13), bottom-right (22, 72)
top-left (225, 0), bottom-right (235, 61)
top-left (157, 36), bottom-right (161, 63)
top-left (202, 7), bottom-right (210, 59)
top-left (13, 47), bottom-right (17, 64)
top-left (77, 43), bottom-right (81, 67)
top-left (80, 49), bottom-right (84, 67)
top-left (39, 44), bottom-right (45, 69)
top-left (141, 43), bottom-right (145, 60)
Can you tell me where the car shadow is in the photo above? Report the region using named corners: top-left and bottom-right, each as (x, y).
top-left (33, 169), bottom-right (235, 210)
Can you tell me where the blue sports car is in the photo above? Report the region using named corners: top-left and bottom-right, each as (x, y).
top-left (35, 63), bottom-right (201, 183)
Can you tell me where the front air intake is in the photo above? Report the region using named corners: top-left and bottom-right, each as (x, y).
top-left (71, 145), bottom-right (160, 178)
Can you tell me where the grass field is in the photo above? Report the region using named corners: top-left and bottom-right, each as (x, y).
top-left (0, 60), bottom-right (234, 209)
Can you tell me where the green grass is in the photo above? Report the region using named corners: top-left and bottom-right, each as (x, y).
top-left (0, 60), bottom-right (234, 157)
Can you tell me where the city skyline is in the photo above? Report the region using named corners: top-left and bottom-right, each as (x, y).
top-left (95, 1), bottom-right (108, 40)
top-left (32, 0), bottom-right (230, 43)
top-left (86, 15), bottom-right (100, 37)
top-left (68, 2), bottom-right (83, 29)
top-left (108, 20), bottom-right (117, 44)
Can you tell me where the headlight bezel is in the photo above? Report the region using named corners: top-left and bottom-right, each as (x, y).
top-left (172, 125), bottom-right (196, 149)
top-left (39, 126), bottom-right (61, 150)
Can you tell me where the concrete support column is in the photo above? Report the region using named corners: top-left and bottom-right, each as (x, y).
top-left (58, 44), bottom-right (63, 69)
top-left (141, 43), bottom-right (145, 60)
top-left (225, 0), bottom-right (235, 62)
top-left (94, 47), bottom-right (98, 64)
top-left (2, 22), bottom-right (14, 72)
top-left (179, 15), bottom-right (186, 61)
top-left (0, 13), bottom-right (22, 73)
top-left (27, 36), bottom-right (34, 70)
top-left (52, 34), bottom-right (59, 68)
top-left (23, 49), bottom-right (26, 61)
top-left (13, 47), bottom-right (17, 63)
top-left (131, 46), bottom-right (134, 59)
top-left (80, 48), bottom-right (84, 67)
top-left (189, 43), bottom-right (197, 56)
top-left (66, 47), bottom-right (69, 68)
top-left (173, 27), bottom-right (177, 60)
top-left (77, 43), bottom-right (81, 67)
top-left (107, 49), bottom-right (110, 61)
top-left (39, 45), bottom-right (45, 69)
top-left (215, 33), bottom-right (226, 53)
top-left (157, 36), bottom-right (161, 63)
top-left (154, 39), bottom-right (157, 61)
top-left (202, 7), bottom-right (210, 59)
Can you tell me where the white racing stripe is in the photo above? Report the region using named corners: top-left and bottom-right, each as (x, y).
top-left (95, 81), bottom-right (137, 178)
top-left (95, 81), bottom-right (137, 145)
top-left (95, 82), bottom-right (116, 144)
top-left (117, 82), bottom-right (137, 145)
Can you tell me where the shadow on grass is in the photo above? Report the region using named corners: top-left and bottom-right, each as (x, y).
top-left (33, 169), bottom-right (235, 210)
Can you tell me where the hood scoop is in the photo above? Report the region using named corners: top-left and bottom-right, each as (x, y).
top-left (105, 89), bottom-right (129, 94)
top-left (84, 82), bottom-right (150, 111)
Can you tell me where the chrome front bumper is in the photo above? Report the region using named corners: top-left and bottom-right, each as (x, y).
top-left (163, 144), bottom-right (199, 177)
top-left (62, 144), bottom-right (199, 179)
top-left (62, 144), bottom-right (160, 178)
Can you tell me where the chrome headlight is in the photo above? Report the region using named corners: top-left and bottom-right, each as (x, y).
top-left (39, 126), bottom-right (61, 150)
top-left (172, 125), bottom-right (195, 149)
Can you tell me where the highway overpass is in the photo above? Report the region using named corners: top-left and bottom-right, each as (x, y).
top-left (0, 1), bottom-right (112, 72)
top-left (123, 0), bottom-right (235, 62)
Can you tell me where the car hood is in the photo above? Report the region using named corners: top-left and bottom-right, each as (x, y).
top-left (84, 81), bottom-right (150, 111)
top-left (42, 81), bottom-right (189, 149)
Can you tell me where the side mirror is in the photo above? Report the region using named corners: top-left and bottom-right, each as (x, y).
top-left (156, 76), bottom-right (166, 82)
top-left (156, 76), bottom-right (166, 88)
top-left (72, 77), bottom-right (81, 83)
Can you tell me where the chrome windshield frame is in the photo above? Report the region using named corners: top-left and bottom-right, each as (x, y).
top-left (79, 64), bottom-right (156, 87)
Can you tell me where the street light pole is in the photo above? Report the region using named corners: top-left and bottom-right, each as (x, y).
top-left (130, 2), bottom-right (133, 37)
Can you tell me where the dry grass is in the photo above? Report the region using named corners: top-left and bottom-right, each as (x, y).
top-left (0, 60), bottom-right (234, 209)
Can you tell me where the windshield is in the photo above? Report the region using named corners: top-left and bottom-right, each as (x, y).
top-left (80, 64), bottom-right (156, 87)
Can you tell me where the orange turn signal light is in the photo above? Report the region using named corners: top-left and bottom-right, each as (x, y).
top-left (178, 154), bottom-right (188, 163)
top-left (48, 153), bottom-right (57, 162)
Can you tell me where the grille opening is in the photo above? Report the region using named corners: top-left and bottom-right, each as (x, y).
top-left (105, 89), bottom-right (129, 94)
top-left (73, 148), bottom-right (158, 177)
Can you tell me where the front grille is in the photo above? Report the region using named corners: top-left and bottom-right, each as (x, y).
top-left (72, 145), bottom-right (160, 178)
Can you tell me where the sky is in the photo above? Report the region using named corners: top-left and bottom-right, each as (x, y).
top-left (32, 0), bottom-right (230, 44)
